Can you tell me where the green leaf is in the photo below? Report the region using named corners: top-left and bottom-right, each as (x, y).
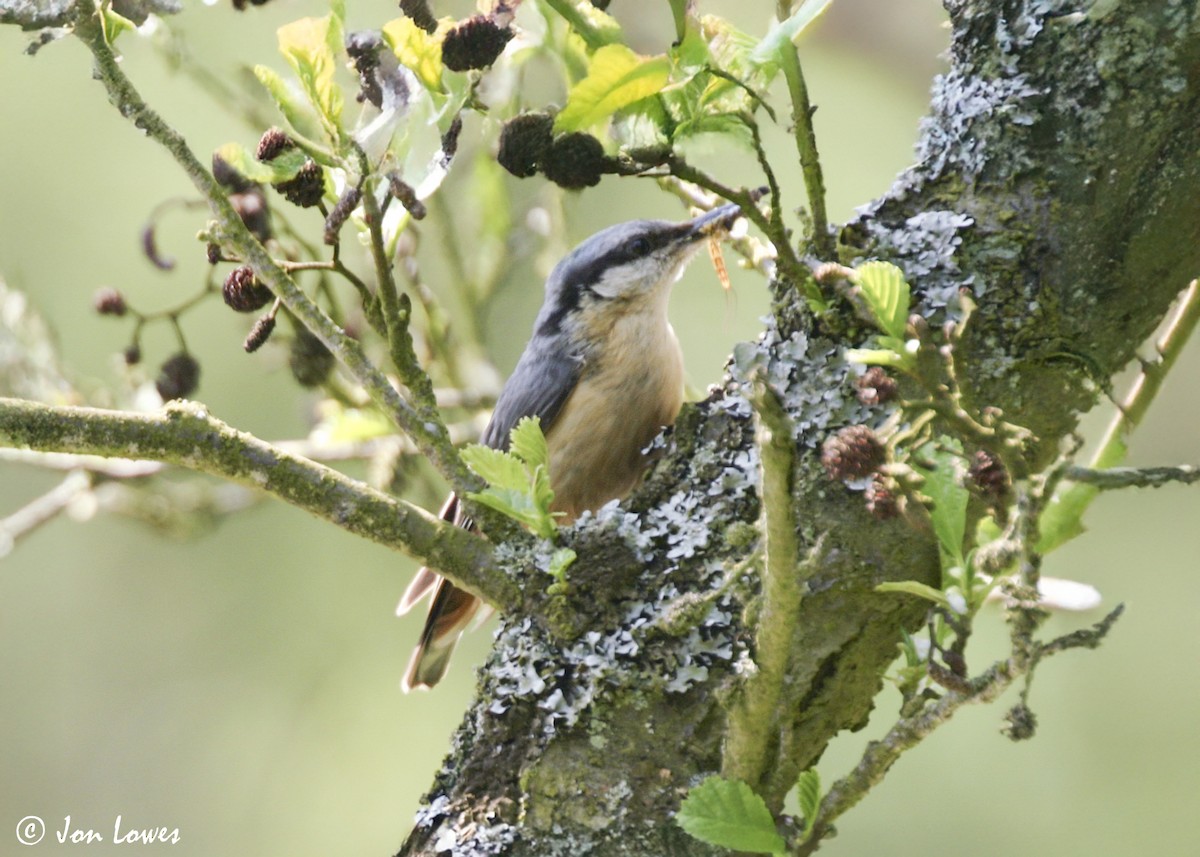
top-left (276, 13), bottom-right (345, 143)
top-left (460, 419), bottom-right (559, 539)
top-left (213, 142), bottom-right (308, 184)
top-left (750, 0), bottom-right (834, 66)
top-left (854, 260), bottom-right (911, 340)
top-left (704, 15), bottom-right (770, 86)
top-left (673, 113), bottom-right (754, 148)
top-left (676, 777), bottom-right (786, 855)
top-left (547, 547), bottom-right (577, 582)
top-left (845, 347), bottom-right (907, 368)
top-left (667, 0), bottom-right (690, 43)
top-left (1036, 481), bottom-right (1099, 553)
top-left (876, 580), bottom-right (952, 608)
top-left (555, 44), bottom-right (671, 133)
top-left (466, 489), bottom-right (544, 532)
top-left (509, 416), bottom-right (550, 470)
top-left (254, 64), bottom-right (325, 143)
top-left (460, 444), bottom-right (529, 493)
top-left (795, 769), bottom-right (821, 831)
top-left (382, 17), bottom-right (444, 93)
top-left (916, 441), bottom-right (969, 568)
top-left (670, 26), bottom-right (711, 72)
top-left (100, 6), bottom-right (136, 43)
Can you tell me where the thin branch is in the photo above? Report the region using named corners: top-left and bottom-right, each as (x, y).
top-left (1091, 279), bottom-right (1200, 471)
top-left (542, 0), bottom-right (613, 50)
top-left (0, 397), bottom-right (517, 612)
top-left (775, 0), bottom-right (832, 259)
top-left (796, 604), bottom-right (1123, 855)
top-left (1065, 463), bottom-right (1200, 490)
top-left (73, 13), bottom-right (480, 499)
top-left (0, 446), bottom-right (165, 478)
top-left (723, 379), bottom-right (808, 804)
top-left (0, 470), bottom-right (92, 558)
top-left (667, 156), bottom-right (822, 307)
top-left (358, 172), bottom-right (445, 420)
top-left (1038, 279), bottom-right (1200, 551)
top-left (657, 177), bottom-right (778, 278)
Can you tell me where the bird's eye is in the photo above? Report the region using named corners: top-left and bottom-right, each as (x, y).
top-left (629, 237), bottom-right (651, 256)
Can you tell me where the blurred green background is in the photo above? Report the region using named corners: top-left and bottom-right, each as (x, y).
top-left (1, 1), bottom-right (1197, 855)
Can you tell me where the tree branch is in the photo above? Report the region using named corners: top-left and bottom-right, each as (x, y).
top-left (72, 11), bottom-right (480, 500)
top-left (722, 379), bottom-right (807, 805)
top-left (0, 397), bottom-right (517, 612)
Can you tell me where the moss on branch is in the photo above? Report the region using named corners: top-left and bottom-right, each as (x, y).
top-left (0, 396), bottom-right (518, 612)
top-left (72, 11), bottom-right (481, 500)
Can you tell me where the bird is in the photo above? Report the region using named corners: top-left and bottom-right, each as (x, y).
top-left (398, 201), bottom-right (748, 691)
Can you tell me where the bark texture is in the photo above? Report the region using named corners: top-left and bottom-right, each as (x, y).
top-left (398, 2), bottom-right (1200, 854)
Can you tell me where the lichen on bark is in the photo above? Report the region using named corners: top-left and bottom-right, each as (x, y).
top-left (396, 2), bottom-right (1200, 855)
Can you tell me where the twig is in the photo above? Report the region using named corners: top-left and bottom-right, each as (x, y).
top-left (0, 397), bottom-right (517, 612)
top-left (775, 0), bottom-right (832, 259)
top-left (1039, 279), bottom-right (1200, 551)
top-left (658, 177), bottom-right (778, 278)
top-left (667, 157), bottom-right (821, 307)
top-left (796, 604), bottom-right (1123, 855)
top-left (428, 193), bottom-right (488, 350)
top-left (73, 13), bottom-right (480, 499)
top-left (0, 447), bottom-right (164, 478)
top-left (723, 378), bottom-right (808, 804)
top-left (541, 0), bottom-right (614, 50)
top-left (1091, 279), bottom-right (1200, 471)
top-left (355, 147), bottom-right (448, 439)
top-left (0, 470), bottom-right (92, 558)
top-left (1065, 463), bottom-right (1200, 490)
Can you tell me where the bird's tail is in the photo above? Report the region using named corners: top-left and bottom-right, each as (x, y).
top-left (397, 493), bottom-right (483, 691)
top-left (400, 579), bottom-right (482, 691)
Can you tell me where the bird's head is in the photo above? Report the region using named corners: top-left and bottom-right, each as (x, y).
top-left (535, 203), bottom-right (745, 338)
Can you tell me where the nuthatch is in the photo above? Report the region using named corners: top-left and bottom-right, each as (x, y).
top-left (398, 202), bottom-right (747, 691)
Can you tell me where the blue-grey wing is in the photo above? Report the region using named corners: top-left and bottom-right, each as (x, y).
top-left (481, 340), bottom-right (582, 450)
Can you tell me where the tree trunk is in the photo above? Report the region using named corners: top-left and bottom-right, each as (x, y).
top-left (398, 2), bottom-right (1200, 854)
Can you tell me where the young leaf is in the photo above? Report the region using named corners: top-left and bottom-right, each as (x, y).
top-left (276, 14), bottom-right (345, 144)
top-left (460, 444), bottom-right (529, 494)
top-left (795, 769), bottom-right (822, 833)
top-left (667, 0), bottom-right (691, 43)
top-left (845, 347), bottom-right (907, 368)
top-left (676, 776), bottom-right (786, 855)
top-left (253, 65), bottom-right (325, 143)
top-left (876, 580), bottom-right (952, 609)
top-left (466, 489), bottom-right (544, 533)
top-left (213, 142), bottom-right (308, 184)
top-left (1036, 481), bottom-right (1098, 553)
top-left (916, 441), bottom-right (969, 569)
top-left (853, 261), bottom-right (911, 341)
top-left (673, 114), bottom-right (754, 148)
top-left (547, 547), bottom-right (577, 582)
top-left (100, 5), bottom-right (136, 43)
top-left (382, 17), bottom-right (445, 93)
top-left (554, 44), bottom-right (671, 133)
top-left (461, 419), bottom-right (559, 539)
top-left (509, 416), bottom-right (550, 471)
top-left (750, 0), bottom-right (834, 67)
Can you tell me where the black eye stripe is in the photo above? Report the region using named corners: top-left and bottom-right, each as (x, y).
top-left (536, 222), bottom-right (689, 335)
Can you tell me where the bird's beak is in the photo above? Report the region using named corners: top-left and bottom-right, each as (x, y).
top-left (686, 201), bottom-right (746, 241)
